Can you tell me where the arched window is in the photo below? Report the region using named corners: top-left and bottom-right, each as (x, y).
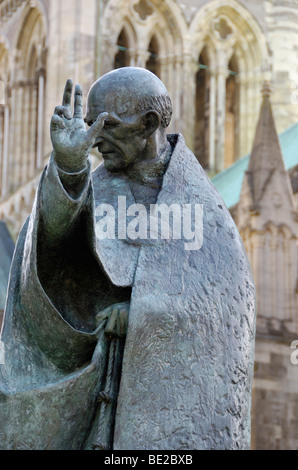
top-left (146, 36), bottom-right (160, 78)
top-left (9, 8), bottom-right (46, 193)
top-left (225, 53), bottom-right (239, 168)
top-left (114, 29), bottom-right (130, 69)
top-left (194, 47), bottom-right (210, 169)
top-left (190, 4), bottom-right (268, 173)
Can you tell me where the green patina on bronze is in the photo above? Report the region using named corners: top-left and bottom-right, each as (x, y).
top-left (0, 68), bottom-right (256, 450)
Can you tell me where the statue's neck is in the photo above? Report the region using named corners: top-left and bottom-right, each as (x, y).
top-left (123, 140), bottom-right (173, 207)
top-left (124, 140), bottom-right (172, 187)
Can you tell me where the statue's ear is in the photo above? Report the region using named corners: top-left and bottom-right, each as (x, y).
top-left (141, 110), bottom-right (161, 138)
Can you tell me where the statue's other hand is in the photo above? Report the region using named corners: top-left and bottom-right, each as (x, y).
top-left (50, 79), bottom-right (108, 173)
top-left (95, 301), bottom-right (130, 339)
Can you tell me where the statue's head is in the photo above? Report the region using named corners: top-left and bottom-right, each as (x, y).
top-left (85, 67), bottom-right (172, 172)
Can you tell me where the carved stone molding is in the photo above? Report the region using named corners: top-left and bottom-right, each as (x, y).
top-left (132, 0), bottom-right (153, 22)
top-left (0, 0), bottom-right (26, 26)
top-left (213, 16), bottom-right (234, 41)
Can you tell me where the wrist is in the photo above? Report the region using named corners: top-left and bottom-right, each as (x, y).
top-left (53, 151), bottom-right (89, 173)
top-left (50, 153), bottom-right (91, 199)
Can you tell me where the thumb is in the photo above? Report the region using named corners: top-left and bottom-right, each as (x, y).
top-left (87, 112), bottom-right (109, 143)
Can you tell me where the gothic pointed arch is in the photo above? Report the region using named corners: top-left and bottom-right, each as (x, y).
top-left (148, 0), bottom-right (187, 46)
top-left (102, 12), bottom-right (138, 72)
top-left (102, 0), bottom-right (186, 133)
top-left (190, 0), bottom-right (268, 67)
top-left (189, 0), bottom-right (269, 172)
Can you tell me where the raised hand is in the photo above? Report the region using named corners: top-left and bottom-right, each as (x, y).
top-left (50, 79), bottom-right (108, 173)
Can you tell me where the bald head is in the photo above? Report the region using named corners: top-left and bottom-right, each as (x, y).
top-left (85, 67), bottom-right (172, 128)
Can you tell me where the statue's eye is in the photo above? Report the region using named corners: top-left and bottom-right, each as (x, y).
top-left (87, 120), bottom-right (94, 127)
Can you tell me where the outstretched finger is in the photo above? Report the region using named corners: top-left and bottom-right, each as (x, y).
top-left (87, 112), bottom-right (109, 142)
top-left (74, 84), bottom-right (83, 119)
top-left (62, 79), bottom-right (73, 108)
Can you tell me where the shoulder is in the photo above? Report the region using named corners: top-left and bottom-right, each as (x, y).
top-left (166, 133), bottom-right (222, 206)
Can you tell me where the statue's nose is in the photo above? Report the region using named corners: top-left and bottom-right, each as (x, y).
top-left (92, 136), bottom-right (104, 148)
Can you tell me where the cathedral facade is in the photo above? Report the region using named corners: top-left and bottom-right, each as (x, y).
top-left (0, 0), bottom-right (297, 449)
top-left (1, 0), bottom-right (298, 238)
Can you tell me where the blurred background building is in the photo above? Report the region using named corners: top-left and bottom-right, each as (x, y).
top-left (0, 0), bottom-right (297, 449)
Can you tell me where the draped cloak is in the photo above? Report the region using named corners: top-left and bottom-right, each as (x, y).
top-left (0, 134), bottom-right (256, 450)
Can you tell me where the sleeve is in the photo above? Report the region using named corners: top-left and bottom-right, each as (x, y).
top-left (39, 153), bottom-right (92, 247)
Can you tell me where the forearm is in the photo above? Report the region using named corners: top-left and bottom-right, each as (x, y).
top-left (39, 152), bottom-right (92, 246)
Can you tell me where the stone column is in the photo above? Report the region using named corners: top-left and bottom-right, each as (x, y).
top-left (1, 103), bottom-right (9, 197)
top-left (158, 55), bottom-right (175, 134)
top-left (15, 84), bottom-right (24, 188)
top-left (102, 41), bottom-right (119, 73)
top-left (208, 68), bottom-right (217, 173)
top-left (30, 83), bottom-right (38, 176)
top-left (36, 69), bottom-right (45, 169)
top-left (9, 83), bottom-right (22, 190)
top-left (135, 50), bottom-right (150, 69)
top-left (238, 76), bottom-right (249, 158)
top-left (158, 56), bottom-right (166, 85)
top-left (172, 54), bottom-right (183, 133)
top-left (7, 85), bottom-right (16, 194)
top-left (181, 52), bottom-right (197, 150)
top-left (247, 75), bottom-right (256, 157)
top-left (95, 0), bottom-right (103, 79)
top-left (215, 66), bottom-right (229, 172)
top-left (22, 84), bottom-right (30, 180)
top-left (168, 55), bottom-right (175, 97)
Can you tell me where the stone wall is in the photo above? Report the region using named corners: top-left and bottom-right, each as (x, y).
top-left (252, 340), bottom-right (298, 450)
top-left (1, 0), bottom-right (298, 234)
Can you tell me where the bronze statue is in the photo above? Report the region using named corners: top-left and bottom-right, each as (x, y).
top-left (0, 67), bottom-right (256, 450)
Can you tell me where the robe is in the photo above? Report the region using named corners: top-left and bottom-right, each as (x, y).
top-left (0, 134), bottom-right (256, 450)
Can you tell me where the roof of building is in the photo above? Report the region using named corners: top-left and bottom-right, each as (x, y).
top-left (212, 122), bottom-right (298, 209)
top-left (245, 82), bottom-right (290, 210)
top-left (0, 222), bottom-right (14, 311)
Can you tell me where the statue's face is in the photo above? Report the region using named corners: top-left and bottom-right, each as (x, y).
top-left (85, 89), bottom-right (148, 172)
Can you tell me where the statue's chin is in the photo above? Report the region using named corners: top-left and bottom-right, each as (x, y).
top-left (103, 158), bottom-right (123, 173)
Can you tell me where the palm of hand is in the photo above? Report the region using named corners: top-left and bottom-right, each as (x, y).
top-left (50, 80), bottom-right (108, 172)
